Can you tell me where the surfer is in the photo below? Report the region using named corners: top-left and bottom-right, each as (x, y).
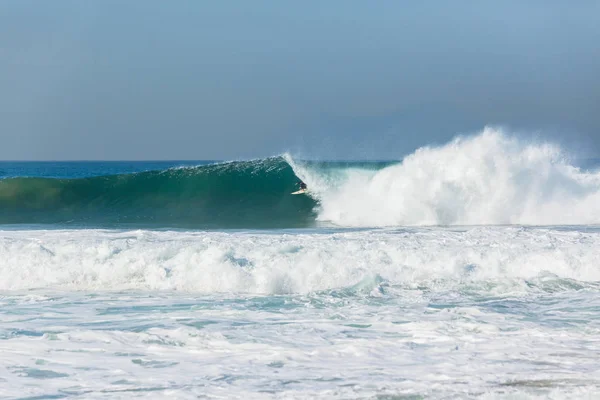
top-left (291, 180), bottom-right (308, 195)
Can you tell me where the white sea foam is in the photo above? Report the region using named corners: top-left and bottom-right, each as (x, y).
top-left (1, 227), bottom-right (600, 398)
top-left (1, 283), bottom-right (599, 399)
top-left (1, 226), bottom-right (600, 293)
top-left (289, 128), bottom-right (600, 227)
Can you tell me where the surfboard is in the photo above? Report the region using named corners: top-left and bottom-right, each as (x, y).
top-left (291, 188), bottom-right (307, 195)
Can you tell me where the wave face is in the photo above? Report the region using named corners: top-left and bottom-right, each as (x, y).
top-left (303, 128), bottom-right (600, 227)
top-left (2, 127), bottom-right (600, 228)
top-left (0, 158), bottom-right (316, 228)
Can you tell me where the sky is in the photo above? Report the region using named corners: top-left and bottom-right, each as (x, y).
top-left (1, 1), bottom-right (599, 160)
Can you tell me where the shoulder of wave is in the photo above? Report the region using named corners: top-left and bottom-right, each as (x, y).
top-left (160, 155), bottom-right (294, 174)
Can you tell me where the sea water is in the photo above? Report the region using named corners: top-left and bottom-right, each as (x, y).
top-left (1, 129), bottom-right (600, 399)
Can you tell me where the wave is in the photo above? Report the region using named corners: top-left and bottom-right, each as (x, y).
top-left (2, 228), bottom-right (599, 293)
top-left (0, 157), bottom-right (317, 228)
top-left (2, 127), bottom-right (600, 228)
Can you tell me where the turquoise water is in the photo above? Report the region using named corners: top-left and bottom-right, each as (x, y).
top-left (2, 132), bottom-right (600, 399)
top-left (0, 158), bottom-right (317, 228)
top-left (0, 159), bottom-right (397, 229)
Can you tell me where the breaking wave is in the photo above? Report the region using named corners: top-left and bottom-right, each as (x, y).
top-left (2, 127), bottom-right (600, 228)
top-left (2, 227), bottom-right (599, 293)
top-left (298, 127), bottom-right (600, 227)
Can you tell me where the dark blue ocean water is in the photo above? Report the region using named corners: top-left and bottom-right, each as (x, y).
top-left (0, 161), bottom-right (215, 179)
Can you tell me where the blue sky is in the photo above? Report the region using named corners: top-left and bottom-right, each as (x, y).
top-left (1, 1), bottom-right (599, 160)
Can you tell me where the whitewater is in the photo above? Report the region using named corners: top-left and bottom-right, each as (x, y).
top-left (294, 128), bottom-right (600, 227)
top-left (2, 128), bottom-right (600, 399)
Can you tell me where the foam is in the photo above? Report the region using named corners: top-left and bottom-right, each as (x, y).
top-left (1, 227), bottom-right (600, 293)
top-left (289, 128), bottom-right (600, 227)
top-left (1, 283), bottom-right (599, 398)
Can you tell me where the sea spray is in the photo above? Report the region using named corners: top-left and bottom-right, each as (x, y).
top-left (313, 127), bottom-right (600, 226)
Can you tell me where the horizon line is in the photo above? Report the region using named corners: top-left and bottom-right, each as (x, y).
top-left (0, 158), bottom-right (404, 163)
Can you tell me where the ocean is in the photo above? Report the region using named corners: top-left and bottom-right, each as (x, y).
top-left (1, 130), bottom-right (600, 399)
